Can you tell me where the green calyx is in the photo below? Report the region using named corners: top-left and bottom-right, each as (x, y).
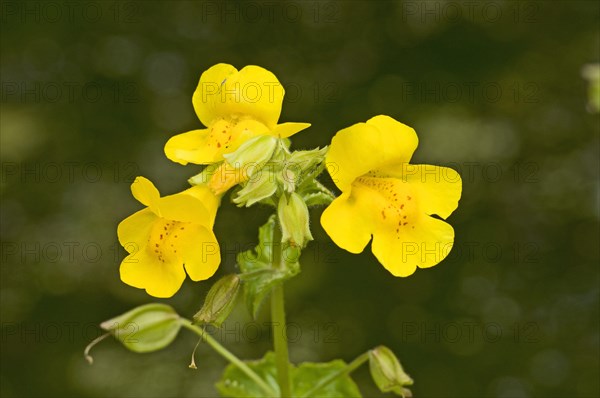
top-left (193, 274), bottom-right (241, 327)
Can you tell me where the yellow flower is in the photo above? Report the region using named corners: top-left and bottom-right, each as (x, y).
top-left (164, 63), bottom-right (310, 165)
top-left (321, 115), bottom-right (462, 277)
top-left (117, 177), bottom-right (221, 298)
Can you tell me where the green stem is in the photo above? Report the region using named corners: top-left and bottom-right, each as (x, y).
top-left (271, 221), bottom-right (292, 397)
top-left (181, 320), bottom-right (277, 397)
top-left (299, 352), bottom-right (370, 398)
top-left (272, 284), bottom-right (292, 397)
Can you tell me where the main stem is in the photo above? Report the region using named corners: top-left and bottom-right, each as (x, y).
top-left (271, 220), bottom-right (292, 397)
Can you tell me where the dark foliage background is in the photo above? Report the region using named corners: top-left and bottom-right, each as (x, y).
top-left (1, 1), bottom-right (598, 397)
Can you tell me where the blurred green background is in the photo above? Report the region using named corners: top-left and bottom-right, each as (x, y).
top-left (1, 1), bottom-right (598, 397)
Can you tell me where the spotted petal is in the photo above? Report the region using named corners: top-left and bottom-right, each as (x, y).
top-left (402, 164), bottom-right (461, 219)
top-left (372, 214), bottom-right (455, 276)
top-left (164, 129), bottom-right (216, 165)
top-left (120, 247), bottom-right (186, 298)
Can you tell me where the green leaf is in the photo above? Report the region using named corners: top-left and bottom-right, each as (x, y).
top-left (237, 216), bottom-right (300, 318)
top-left (293, 360), bottom-right (362, 398)
top-left (216, 352), bottom-right (362, 398)
top-left (216, 352), bottom-right (280, 398)
top-left (100, 304), bottom-right (181, 353)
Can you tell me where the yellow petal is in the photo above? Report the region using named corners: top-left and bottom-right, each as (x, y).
top-left (401, 164), bottom-right (462, 219)
top-left (193, 64), bottom-right (284, 129)
top-left (193, 63), bottom-right (237, 126)
top-left (117, 208), bottom-right (157, 253)
top-left (120, 248), bottom-right (186, 298)
top-left (271, 122), bottom-right (311, 138)
top-left (157, 192), bottom-right (210, 225)
top-left (183, 184), bottom-right (221, 227)
top-left (208, 162), bottom-right (248, 196)
top-left (320, 192), bottom-right (373, 253)
top-left (131, 176), bottom-right (160, 212)
top-left (367, 115), bottom-right (418, 166)
top-left (179, 225), bottom-right (221, 281)
top-left (164, 129), bottom-right (222, 165)
top-left (165, 118), bottom-right (273, 165)
top-left (199, 118), bottom-right (269, 164)
top-left (371, 214), bottom-right (454, 276)
top-left (227, 118), bottom-right (270, 149)
top-left (326, 115), bottom-right (418, 192)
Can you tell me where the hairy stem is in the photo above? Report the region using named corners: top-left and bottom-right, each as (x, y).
top-left (271, 221), bottom-right (292, 397)
top-left (181, 320), bottom-right (277, 397)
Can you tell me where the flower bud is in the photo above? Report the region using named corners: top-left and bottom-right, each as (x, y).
top-left (279, 167), bottom-right (296, 194)
top-left (223, 135), bottom-right (278, 178)
top-left (233, 171), bottom-right (278, 207)
top-left (369, 345), bottom-right (413, 397)
top-left (100, 304), bottom-right (181, 353)
top-left (207, 136), bottom-right (278, 195)
top-left (287, 147), bottom-right (327, 176)
top-left (278, 192), bottom-right (313, 247)
top-left (193, 274), bottom-right (241, 327)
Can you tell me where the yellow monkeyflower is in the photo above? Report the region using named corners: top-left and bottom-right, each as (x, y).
top-left (321, 115), bottom-right (462, 277)
top-left (164, 63), bottom-right (310, 165)
top-left (117, 177), bottom-right (221, 298)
